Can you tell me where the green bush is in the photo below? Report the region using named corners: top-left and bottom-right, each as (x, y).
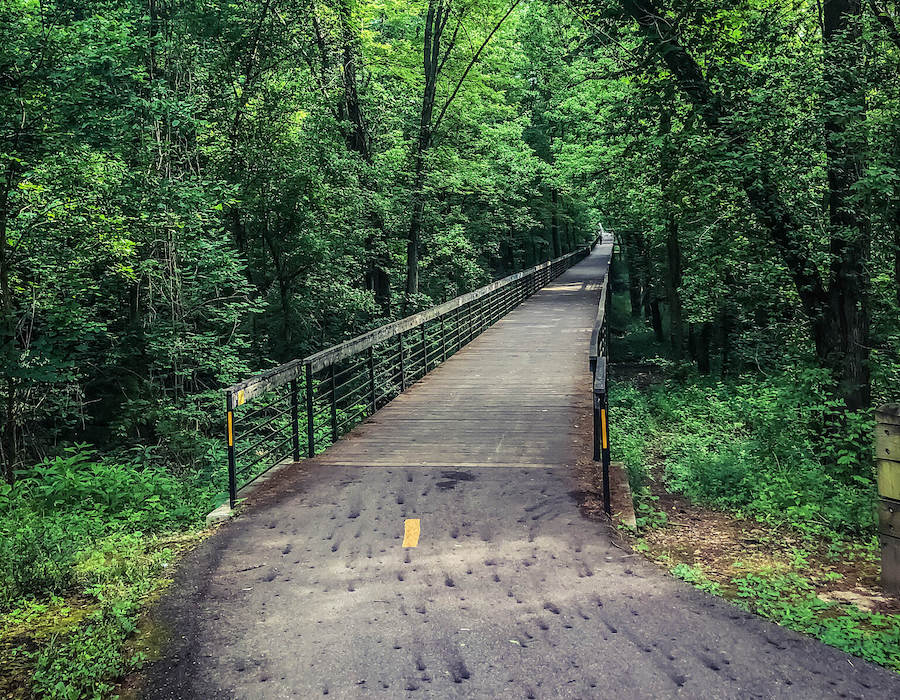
top-left (0, 446), bottom-right (206, 610)
top-left (610, 373), bottom-right (878, 536)
top-left (12, 446), bottom-right (195, 529)
top-left (0, 510), bottom-right (87, 608)
top-left (733, 573), bottom-right (900, 671)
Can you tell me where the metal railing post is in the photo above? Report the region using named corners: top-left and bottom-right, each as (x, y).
top-left (398, 333), bottom-right (406, 391)
top-left (421, 322), bottom-right (428, 373)
top-left (221, 243), bottom-right (603, 499)
top-left (601, 390), bottom-right (611, 516)
top-left (305, 363), bottom-right (315, 458)
top-left (368, 346), bottom-right (376, 410)
top-left (593, 358), bottom-right (611, 516)
top-left (226, 391), bottom-right (237, 508)
top-left (330, 364), bottom-right (338, 443)
top-left (290, 379), bottom-right (300, 462)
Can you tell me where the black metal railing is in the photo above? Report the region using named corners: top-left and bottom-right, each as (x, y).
top-left (223, 239), bottom-right (601, 507)
top-left (590, 232), bottom-right (615, 515)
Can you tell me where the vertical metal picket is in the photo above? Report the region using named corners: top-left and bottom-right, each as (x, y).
top-left (330, 364), bottom-right (338, 443)
top-left (305, 363), bottom-right (315, 458)
top-left (290, 379), bottom-right (300, 462)
top-left (368, 346), bottom-right (375, 411)
top-left (421, 322), bottom-right (428, 374)
top-left (222, 236), bottom-right (603, 501)
top-left (398, 333), bottom-right (406, 391)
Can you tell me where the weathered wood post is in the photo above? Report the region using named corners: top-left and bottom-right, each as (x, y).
top-left (876, 404), bottom-right (900, 594)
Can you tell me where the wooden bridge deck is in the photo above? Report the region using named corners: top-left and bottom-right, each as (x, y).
top-left (146, 243), bottom-right (900, 700)
top-left (313, 246), bottom-right (608, 470)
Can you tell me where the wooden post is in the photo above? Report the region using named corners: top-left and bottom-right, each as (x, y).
top-left (876, 404), bottom-right (900, 594)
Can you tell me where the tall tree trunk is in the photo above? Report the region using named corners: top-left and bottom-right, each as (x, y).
top-left (648, 288), bottom-right (663, 343)
top-left (665, 216), bottom-right (684, 360)
top-left (658, 94), bottom-right (684, 360)
top-left (623, 233), bottom-right (642, 317)
top-left (894, 205), bottom-right (900, 308)
top-left (339, 0), bottom-right (369, 159)
top-left (697, 322), bottom-right (711, 375)
top-left (822, 0), bottom-right (870, 411)
top-left (406, 0), bottom-right (446, 300)
top-left (404, 0), bottom-right (519, 299)
top-left (720, 304), bottom-right (732, 377)
top-left (688, 323), bottom-right (696, 362)
top-left (338, 0), bottom-right (391, 313)
top-left (640, 237), bottom-right (664, 342)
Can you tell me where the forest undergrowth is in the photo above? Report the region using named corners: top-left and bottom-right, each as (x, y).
top-left (0, 449), bottom-right (214, 699)
top-left (608, 296), bottom-right (900, 673)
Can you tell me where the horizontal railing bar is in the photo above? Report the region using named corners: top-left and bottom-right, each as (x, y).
top-left (329, 357), bottom-right (367, 383)
top-left (235, 447), bottom-right (294, 488)
top-left (226, 235), bottom-right (601, 504)
top-left (234, 402), bottom-right (293, 438)
top-left (336, 404), bottom-right (370, 430)
top-left (588, 236), bottom-right (615, 369)
top-left (333, 371), bottom-right (369, 397)
top-left (336, 378), bottom-right (372, 404)
top-left (235, 424), bottom-right (292, 462)
top-left (588, 284), bottom-right (609, 366)
top-left (234, 388), bottom-right (291, 422)
top-left (236, 432), bottom-right (295, 474)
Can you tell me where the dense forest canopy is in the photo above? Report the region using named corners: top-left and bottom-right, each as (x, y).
top-left (2, 0), bottom-right (899, 484)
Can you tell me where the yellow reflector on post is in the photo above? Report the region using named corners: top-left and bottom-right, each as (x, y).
top-left (601, 408), bottom-right (608, 449)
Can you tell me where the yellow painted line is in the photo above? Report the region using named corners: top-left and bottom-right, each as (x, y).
top-left (227, 411), bottom-right (234, 447)
top-left (403, 519), bottom-right (420, 547)
top-left (601, 408), bottom-right (609, 449)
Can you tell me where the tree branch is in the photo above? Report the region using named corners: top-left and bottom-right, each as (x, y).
top-left (869, 0), bottom-right (900, 48)
top-left (431, 0), bottom-right (523, 136)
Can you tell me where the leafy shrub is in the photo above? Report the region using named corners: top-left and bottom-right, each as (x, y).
top-left (0, 446), bottom-right (205, 609)
top-left (13, 446), bottom-right (194, 529)
top-left (0, 510), bottom-right (87, 608)
top-left (733, 573), bottom-right (900, 671)
top-left (610, 372), bottom-right (878, 536)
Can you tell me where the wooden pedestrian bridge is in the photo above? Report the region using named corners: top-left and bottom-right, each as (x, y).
top-left (145, 237), bottom-right (900, 699)
top-left (221, 235), bottom-right (614, 514)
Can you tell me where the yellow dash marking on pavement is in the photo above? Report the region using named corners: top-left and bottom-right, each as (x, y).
top-left (403, 519), bottom-right (420, 547)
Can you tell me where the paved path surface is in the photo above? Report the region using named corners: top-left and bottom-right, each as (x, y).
top-left (145, 246), bottom-right (900, 699)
